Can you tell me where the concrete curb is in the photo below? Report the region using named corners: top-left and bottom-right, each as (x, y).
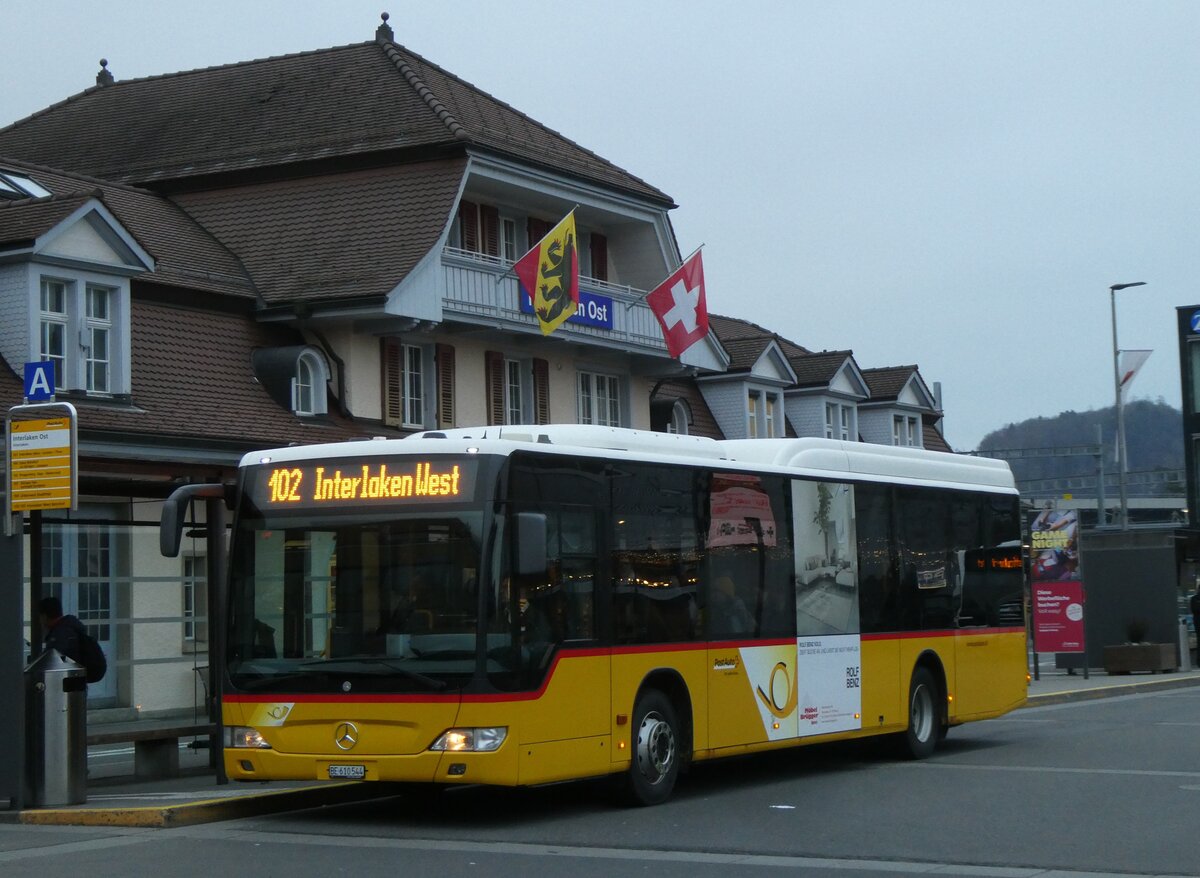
top-left (17, 782), bottom-right (398, 828)
top-left (1025, 673), bottom-right (1200, 707)
top-left (12, 675), bottom-right (1200, 828)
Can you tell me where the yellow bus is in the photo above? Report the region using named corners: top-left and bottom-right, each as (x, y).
top-left (171, 425), bottom-right (1026, 805)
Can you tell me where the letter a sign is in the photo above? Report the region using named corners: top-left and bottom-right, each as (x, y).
top-left (23, 361), bottom-right (55, 402)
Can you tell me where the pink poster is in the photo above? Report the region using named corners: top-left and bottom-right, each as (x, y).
top-left (1032, 580), bottom-right (1085, 653)
top-left (708, 473), bottom-right (777, 548)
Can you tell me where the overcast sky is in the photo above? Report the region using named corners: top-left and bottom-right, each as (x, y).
top-left (4, 1), bottom-right (1198, 451)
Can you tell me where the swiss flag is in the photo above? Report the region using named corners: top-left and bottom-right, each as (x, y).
top-left (646, 250), bottom-right (709, 358)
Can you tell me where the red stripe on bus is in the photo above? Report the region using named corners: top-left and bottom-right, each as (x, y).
top-left (227, 640), bottom-right (767, 705)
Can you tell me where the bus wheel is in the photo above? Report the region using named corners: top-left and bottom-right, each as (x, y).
top-left (902, 666), bottom-right (940, 759)
top-left (627, 690), bottom-right (680, 806)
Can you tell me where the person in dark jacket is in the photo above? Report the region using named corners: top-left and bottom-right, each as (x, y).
top-left (38, 595), bottom-right (87, 664)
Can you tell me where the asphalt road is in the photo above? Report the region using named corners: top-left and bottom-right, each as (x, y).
top-left (3, 685), bottom-right (1198, 877)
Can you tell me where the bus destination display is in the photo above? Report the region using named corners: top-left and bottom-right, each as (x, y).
top-left (255, 458), bottom-right (477, 508)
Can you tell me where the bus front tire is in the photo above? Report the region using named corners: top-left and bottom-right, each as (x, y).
top-left (626, 690), bottom-right (680, 806)
top-left (901, 666), bottom-right (941, 760)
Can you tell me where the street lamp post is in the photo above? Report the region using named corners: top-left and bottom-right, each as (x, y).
top-left (1110, 281), bottom-right (1147, 530)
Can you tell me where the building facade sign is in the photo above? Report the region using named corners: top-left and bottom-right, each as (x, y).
top-left (520, 288), bottom-right (614, 330)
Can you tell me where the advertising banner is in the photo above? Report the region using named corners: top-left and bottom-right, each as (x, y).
top-left (1029, 505), bottom-right (1085, 654)
top-left (1032, 580), bottom-right (1086, 653)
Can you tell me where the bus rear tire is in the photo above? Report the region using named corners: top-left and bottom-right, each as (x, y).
top-left (625, 690), bottom-right (680, 806)
top-left (901, 666), bottom-right (940, 759)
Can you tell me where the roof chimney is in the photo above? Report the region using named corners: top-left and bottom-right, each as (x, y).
top-left (375, 11), bottom-right (393, 42)
top-left (96, 59), bottom-right (114, 87)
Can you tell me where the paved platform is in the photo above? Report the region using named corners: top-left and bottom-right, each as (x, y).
top-left (6, 666), bottom-right (1199, 827)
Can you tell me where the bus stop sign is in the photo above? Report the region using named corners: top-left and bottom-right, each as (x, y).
top-left (5, 402), bottom-right (78, 515)
top-left (23, 361), bottom-right (55, 402)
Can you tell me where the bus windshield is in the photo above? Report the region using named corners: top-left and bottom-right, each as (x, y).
top-left (227, 506), bottom-right (488, 694)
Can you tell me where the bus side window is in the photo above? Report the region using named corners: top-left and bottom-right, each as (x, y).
top-left (897, 487), bottom-right (953, 631)
top-left (856, 483), bottom-right (896, 634)
top-left (611, 463), bottom-right (703, 645)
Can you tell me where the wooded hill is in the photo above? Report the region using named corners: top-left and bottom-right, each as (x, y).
top-left (976, 399), bottom-right (1183, 483)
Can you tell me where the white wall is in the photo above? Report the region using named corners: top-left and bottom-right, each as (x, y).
top-left (325, 324), bottom-right (381, 422)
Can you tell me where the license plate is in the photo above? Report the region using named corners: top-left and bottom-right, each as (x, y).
top-left (328, 764), bottom-right (366, 779)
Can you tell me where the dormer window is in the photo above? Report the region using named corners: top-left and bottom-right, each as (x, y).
top-left (292, 350), bottom-right (330, 416)
top-left (85, 286), bottom-right (112, 393)
top-left (35, 276), bottom-right (126, 396)
top-left (764, 395), bottom-right (777, 437)
top-left (825, 402), bottom-right (855, 441)
top-left (747, 389), bottom-right (784, 438)
top-left (893, 414), bottom-right (920, 447)
top-left (667, 400), bottom-right (689, 435)
top-left (39, 279), bottom-right (68, 384)
top-left (252, 345), bottom-right (331, 417)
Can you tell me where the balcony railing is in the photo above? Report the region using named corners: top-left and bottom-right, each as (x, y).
top-left (440, 247), bottom-right (669, 355)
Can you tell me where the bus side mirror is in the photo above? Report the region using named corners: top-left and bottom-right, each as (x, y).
top-left (161, 495), bottom-right (186, 558)
top-left (160, 484), bottom-right (228, 557)
top-left (515, 512), bottom-right (548, 576)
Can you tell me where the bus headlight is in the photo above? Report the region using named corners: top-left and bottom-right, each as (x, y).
top-left (429, 727), bottom-right (507, 752)
top-left (224, 726), bottom-right (272, 749)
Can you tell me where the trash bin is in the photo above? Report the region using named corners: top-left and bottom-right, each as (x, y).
top-left (1180, 620), bottom-right (1193, 673)
top-left (24, 650), bottom-right (87, 807)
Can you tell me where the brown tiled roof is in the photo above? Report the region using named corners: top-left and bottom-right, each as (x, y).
top-left (0, 193), bottom-right (95, 249)
top-left (717, 337), bottom-right (769, 372)
top-left (862, 365), bottom-right (919, 402)
top-left (0, 158), bottom-right (256, 299)
top-left (922, 421), bottom-right (951, 453)
top-left (387, 43), bottom-right (670, 204)
top-left (707, 314), bottom-right (810, 372)
top-left (789, 350), bottom-right (854, 388)
top-left (59, 299), bottom-right (371, 448)
top-left (170, 159), bottom-right (467, 305)
top-left (0, 40), bottom-right (670, 204)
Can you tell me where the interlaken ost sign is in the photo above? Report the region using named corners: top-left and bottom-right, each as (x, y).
top-left (5, 406), bottom-right (78, 514)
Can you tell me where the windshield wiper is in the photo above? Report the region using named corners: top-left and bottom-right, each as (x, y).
top-left (299, 657), bottom-right (447, 690)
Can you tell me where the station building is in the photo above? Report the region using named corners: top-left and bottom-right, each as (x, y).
top-left (0, 15), bottom-right (945, 718)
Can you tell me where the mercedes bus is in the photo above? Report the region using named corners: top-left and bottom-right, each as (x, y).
top-left (162, 425), bottom-right (1027, 805)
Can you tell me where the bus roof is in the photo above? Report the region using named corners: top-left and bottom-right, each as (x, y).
top-left (240, 425), bottom-right (1015, 493)
top-left (716, 438), bottom-right (1015, 492)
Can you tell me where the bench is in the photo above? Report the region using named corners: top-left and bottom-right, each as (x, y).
top-left (87, 720), bottom-right (215, 780)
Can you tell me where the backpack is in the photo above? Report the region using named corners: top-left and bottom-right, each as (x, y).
top-left (78, 629), bottom-right (107, 683)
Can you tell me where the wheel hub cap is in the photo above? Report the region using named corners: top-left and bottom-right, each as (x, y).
top-left (636, 712), bottom-right (675, 784)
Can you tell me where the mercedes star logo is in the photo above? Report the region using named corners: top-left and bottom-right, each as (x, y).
top-left (334, 721), bottom-right (359, 751)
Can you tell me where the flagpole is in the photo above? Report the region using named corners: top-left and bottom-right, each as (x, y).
top-left (623, 243), bottom-right (704, 310)
top-left (494, 205), bottom-right (580, 286)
